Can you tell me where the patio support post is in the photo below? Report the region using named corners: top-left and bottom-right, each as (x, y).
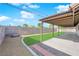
top-left (40, 21), bottom-right (43, 42)
top-left (73, 8), bottom-right (75, 27)
top-left (61, 26), bottom-right (63, 35)
top-left (72, 8), bottom-right (77, 32)
top-left (57, 26), bottom-right (58, 35)
top-left (50, 24), bottom-right (52, 37)
top-left (52, 24), bottom-right (54, 37)
top-left (58, 26), bottom-right (60, 36)
top-left (60, 26), bottom-right (61, 34)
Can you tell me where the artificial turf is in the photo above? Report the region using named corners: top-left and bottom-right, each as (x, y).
top-left (23, 32), bottom-right (64, 46)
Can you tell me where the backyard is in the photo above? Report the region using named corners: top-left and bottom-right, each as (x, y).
top-left (23, 32), bottom-right (64, 46)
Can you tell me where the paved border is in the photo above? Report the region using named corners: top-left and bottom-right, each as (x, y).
top-left (21, 37), bottom-right (38, 56)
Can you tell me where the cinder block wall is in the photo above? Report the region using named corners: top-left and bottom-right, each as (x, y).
top-left (0, 26), bottom-right (5, 45)
top-left (18, 27), bottom-right (57, 35)
top-left (0, 26), bottom-right (18, 45)
top-left (5, 26), bottom-right (18, 35)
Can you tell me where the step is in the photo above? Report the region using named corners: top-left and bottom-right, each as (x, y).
top-left (38, 43), bottom-right (70, 56)
top-left (31, 44), bottom-right (55, 56)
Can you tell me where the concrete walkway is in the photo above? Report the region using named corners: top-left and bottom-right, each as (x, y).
top-left (42, 32), bottom-right (79, 56)
top-left (0, 36), bottom-right (32, 56)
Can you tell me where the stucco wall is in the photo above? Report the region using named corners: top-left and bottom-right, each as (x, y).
top-left (62, 27), bottom-right (76, 33)
top-left (0, 27), bottom-right (5, 45)
top-left (76, 24), bottom-right (79, 36)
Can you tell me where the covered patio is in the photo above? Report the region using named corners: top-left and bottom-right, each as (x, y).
top-left (40, 3), bottom-right (79, 27)
top-left (30, 3), bottom-right (79, 56)
top-left (39, 3), bottom-right (79, 42)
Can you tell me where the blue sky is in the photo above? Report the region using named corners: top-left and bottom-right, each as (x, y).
top-left (0, 3), bottom-right (70, 27)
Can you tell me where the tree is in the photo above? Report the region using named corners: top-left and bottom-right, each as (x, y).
top-left (28, 24), bottom-right (36, 28)
top-left (17, 25), bottom-right (22, 28)
top-left (38, 23), bottom-right (42, 28)
top-left (23, 24), bottom-right (28, 27)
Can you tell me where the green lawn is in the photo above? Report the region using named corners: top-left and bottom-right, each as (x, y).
top-left (23, 32), bottom-right (64, 46)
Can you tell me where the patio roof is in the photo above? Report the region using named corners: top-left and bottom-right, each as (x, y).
top-left (40, 4), bottom-right (79, 27)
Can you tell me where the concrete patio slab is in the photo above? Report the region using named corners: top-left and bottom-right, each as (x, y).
top-left (42, 32), bottom-right (79, 56)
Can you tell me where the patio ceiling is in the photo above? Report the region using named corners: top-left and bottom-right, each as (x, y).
top-left (40, 8), bottom-right (79, 27)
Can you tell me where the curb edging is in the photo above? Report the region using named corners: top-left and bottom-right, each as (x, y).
top-left (21, 37), bottom-right (38, 56)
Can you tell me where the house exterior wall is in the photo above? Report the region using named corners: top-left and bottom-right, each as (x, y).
top-left (76, 23), bottom-right (79, 36)
top-left (62, 27), bottom-right (76, 33)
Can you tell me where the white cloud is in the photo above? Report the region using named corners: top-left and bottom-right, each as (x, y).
top-left (23, 3), bottom-right (40, 9)
top-left (9, 23), bottom-right (15, 26)
top-left (0, 16), bottom-right (10, 21)
top-left (20, 11), bottom-right (35, 19)
top-left (10, 3), bottom-right (22, 6)
top-left (28, 4), bottom-right (40, 8)
top-left (22, 6), bottom-right (28, 9)
top-left (55, 5), bottom-right (70, 13)
top-left (14, 19), bottom-right (26, 22)
top-left (14, 18), bottom-right (36, 26)
top-left (13, 19), bottom-right (26, 25)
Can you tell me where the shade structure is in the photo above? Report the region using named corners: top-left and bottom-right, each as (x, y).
top-left (40, 8), bottom-right (79, 27)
